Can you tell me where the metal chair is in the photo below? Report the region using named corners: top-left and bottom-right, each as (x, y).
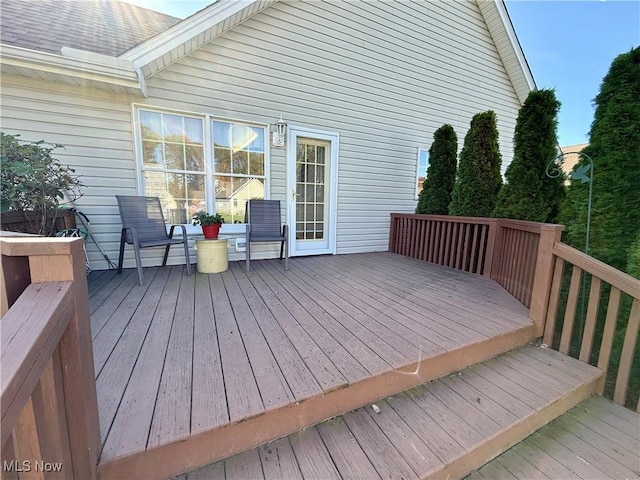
top-left (115, 195), bottom-right (191, 285)
top-left (245, 199), bottom-right (288, 272)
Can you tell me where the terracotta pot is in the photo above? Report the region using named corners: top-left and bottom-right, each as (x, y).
top-left (202, 224), bottom-right (221, 239)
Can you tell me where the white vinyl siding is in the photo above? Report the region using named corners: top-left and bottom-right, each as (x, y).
top-left (0, 0), bottom-right (525, 267)
top-left (143, 0), bottom-right (520, 255)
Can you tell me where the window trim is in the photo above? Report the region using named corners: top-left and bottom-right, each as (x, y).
top-left (415, 147), bottom-right (429, 199)
top-left (132, 104), bottom-right (270, 231)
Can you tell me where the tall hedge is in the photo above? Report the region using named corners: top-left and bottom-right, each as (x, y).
top-left (492, 89), bottom-right (564, 222)
top-left (416, 124), bottom-right (458, 214)
top-left (559, 47), bottom-right (640, 272)
top-left (449, 111), bottom-right (502, 217)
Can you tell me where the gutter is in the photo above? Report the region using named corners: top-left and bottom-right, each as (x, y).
top-left (0, 44), bottom-right (144, 94)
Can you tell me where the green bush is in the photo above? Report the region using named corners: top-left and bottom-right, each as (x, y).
top-left (1, 132), bottom-right (83, 235)
top-left (416, 124), bottom-right (458, 214)
top-left (492, 89), bottom-right (564, 222)
top-left (559, 47), bottom-right (640, 272)
top-left (449, 111), bottom-right (502, 217)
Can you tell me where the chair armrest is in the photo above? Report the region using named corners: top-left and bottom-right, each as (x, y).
top-left (168, 224), bottom-right (187, 238)
top-left (123, 226), bottom-right (141, 245)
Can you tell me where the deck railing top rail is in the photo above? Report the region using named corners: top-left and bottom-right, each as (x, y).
top-left (1, 236), bottom-right (100, 479)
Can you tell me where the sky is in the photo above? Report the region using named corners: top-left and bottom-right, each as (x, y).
top-left (124, 0), bottom-right (640, 147)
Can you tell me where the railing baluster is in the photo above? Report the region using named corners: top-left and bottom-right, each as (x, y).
top-left (477, 225), bottom-right (488, 275)
top-left (597, 287), bottom-right (622, 371)
top-left (13, 397), bottom-right (43, 472)
top-left (543, 257), bottom-right (565, 347)
top-left (613, 298), bottom-right (640, 405)
top-left (559, 265), bottom-right (583, 355)
top-left (579, 276), bottom-right (602, 362)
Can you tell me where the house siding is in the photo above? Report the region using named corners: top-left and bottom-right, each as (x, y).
top-left (1, 0), bottom-right (524, 269)
top-left (141, 0), bottom-right (521, 255)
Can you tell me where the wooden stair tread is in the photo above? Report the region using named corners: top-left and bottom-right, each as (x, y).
top-left (177, 345), bottom-right (604, 480)
top-left (469, 396), bottom-right (640, 480)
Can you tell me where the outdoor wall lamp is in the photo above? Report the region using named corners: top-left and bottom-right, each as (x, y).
top-left (271, 115), bottom-right (286, 147)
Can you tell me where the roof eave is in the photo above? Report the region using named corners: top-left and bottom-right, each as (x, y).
top-left (119, 0), bottom-right (278, 77)
top-left (0, 44), bottom-right (144, 95)
top-left (477, 0), bottom-right (536, 104)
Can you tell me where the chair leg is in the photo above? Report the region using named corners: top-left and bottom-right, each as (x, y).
top-left (246, 238), bottom-right (251, 272)
top-left (183, 240), bottom-right (191, 276)
top-left (284, 237), bottom-right (289, 270)
top-left (132, 242), bottom-right (144, 285)
top-left (117, 229), bottom-right (126, 274)
top-left (162, 245), bottom-right (171, 266)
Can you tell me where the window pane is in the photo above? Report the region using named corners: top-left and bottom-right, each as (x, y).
top-left (215, 176), bottom-right (264, 224)
top-left (249, 152), bottom-right (264, 176)
top-left (247, 126), bottom-right (264, 151)
top-left (306, 145), bottom-right (316, 163)
top-left (165, 143), bottom-right (186, 170)
top-left (142, 141), bottom-right (164, 168)
top-left (140, 110), bottom-right (162, 140)
top-left (213, 121), bottom-right (231, 148)
top-left (163, 114), bottom-right (184, 141)
top-left (231, 125), bottom-right (258, 152)
top-left (214, 146), bottom-right (232, 173)
top-left (232, 150), bottom-right (248, 175)
top-left (184, 117), bottom-right (203, 145)
top-left (316, 146), bottom-right (326, 165)
top-left (185, 145), bottom-right (204, 172)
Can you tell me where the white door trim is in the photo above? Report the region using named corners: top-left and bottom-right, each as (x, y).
top-left (286, 126), bottom-right (339, 256)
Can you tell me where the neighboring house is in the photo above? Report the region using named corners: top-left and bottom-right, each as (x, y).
top-left (560, 143), bottom-right (589, 184)
top-left (0, 0), bottom-right (534, 269)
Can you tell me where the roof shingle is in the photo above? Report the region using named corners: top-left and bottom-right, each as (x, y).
top-left (0, 0), bottom-right (181, 56)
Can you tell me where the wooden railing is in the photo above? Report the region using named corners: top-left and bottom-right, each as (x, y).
top-left (1, 236), bottom-right (100, 479)
top-left (389, 215), bottom-right (562, 318)
top-left (542, 242), bottom-right (640, 412)
top-left (389, 214), bottom-right (639, 411)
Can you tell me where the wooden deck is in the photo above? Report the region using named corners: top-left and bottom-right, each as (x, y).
top-left (175, 346), bottom-right (610, 480)
top-left (468, 395), bottom-right (640, 480)
top-left (89, 253), bottom-right (535, 479)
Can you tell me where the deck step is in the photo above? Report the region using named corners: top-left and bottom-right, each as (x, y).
top-left (467, 395), bottom-right (640, 480)
top-left (177, 346), bottom-right (604, 480)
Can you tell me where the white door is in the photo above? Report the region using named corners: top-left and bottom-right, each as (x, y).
top-left (286, 127), bottom-right (339, 256)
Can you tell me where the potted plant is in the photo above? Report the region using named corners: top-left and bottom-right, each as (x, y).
top-left (1, 132), bottom-right (83, 235)
top-left (192, 212), bottom-right (225, 239)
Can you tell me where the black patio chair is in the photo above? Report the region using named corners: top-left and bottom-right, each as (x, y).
top-left (245, 199), bottom-right (288, 272)
top-left (115, 195), bottom-right (191, 285)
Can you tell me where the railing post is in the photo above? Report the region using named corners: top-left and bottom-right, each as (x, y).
top-left (484, 219), bottom-right (499, 277)
top-left (529, 224), bottom-right (564, 337)
top-left (389, 214), bottom-right (397, 253)
top-left (26, 238), bottom-right (100, 479)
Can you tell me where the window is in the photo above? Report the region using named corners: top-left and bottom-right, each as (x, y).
top-left (136, 108), bottom-right (267, 225)
top-left (212, 121), bottom-right (266, 224)
top-left (416, 148), bottom-right (429, 198)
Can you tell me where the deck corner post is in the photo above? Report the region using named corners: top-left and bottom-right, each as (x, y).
top-left (529, 224), bottom-right (564, 338)
top-left (389, 213), bottom-right (398, 253)
top-left (28, 238), bottom-right (100, 479)
top-left (484, 218), bottom-right (500, 277)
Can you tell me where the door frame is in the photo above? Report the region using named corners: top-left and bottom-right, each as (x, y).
top-left (286, 125), bottom-right (339, 256)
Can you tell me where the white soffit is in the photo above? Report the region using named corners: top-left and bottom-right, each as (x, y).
top-left (120, 0), bottom-right (278, 76)
top-left (477, 0), bottom-right (536, 104)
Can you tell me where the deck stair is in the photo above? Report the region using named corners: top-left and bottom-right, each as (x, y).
top-left (178, 345), bottom-right (605, 479)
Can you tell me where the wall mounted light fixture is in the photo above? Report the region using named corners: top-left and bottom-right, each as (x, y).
top-left (271, 115), bottom-right (286, 147)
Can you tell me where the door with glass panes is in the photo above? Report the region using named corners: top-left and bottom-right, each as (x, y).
top-left (286, 127), bottom-right (338, 256)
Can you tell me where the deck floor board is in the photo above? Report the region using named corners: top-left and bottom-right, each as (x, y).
top-left (90, 253), bottom-right (537, 472)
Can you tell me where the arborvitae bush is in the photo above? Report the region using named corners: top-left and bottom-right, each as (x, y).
top-left (559, 47), bottom-right (640, 272)
top-left (416, 124), bottom-right (458, 214)
top-left (492, 89), bottom-right (564, 222)
top-left (449, 111), bottom-right (502, 217)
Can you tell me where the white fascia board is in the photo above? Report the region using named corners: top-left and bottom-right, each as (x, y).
top-left (0, 44), bottom-right (141, 89)
top-left (119, 0), bottom-right (258, 69)
top-left (494, 0), bottom-right (536, 91)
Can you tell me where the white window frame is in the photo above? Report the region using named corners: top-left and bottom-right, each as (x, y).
top-left (416, 147), bottom-right (429, 199)
top-left (132, 104), bottom-right (270, 233)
